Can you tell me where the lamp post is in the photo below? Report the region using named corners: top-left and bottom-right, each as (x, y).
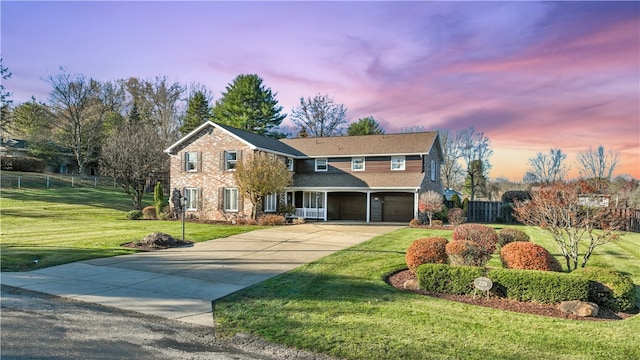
top-left (180, 197), bottom-right (186, 242)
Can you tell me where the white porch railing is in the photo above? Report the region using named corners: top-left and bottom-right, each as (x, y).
top-left (294, 207), bottom-right (326, 219)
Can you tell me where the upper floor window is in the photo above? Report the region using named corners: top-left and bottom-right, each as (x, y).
top-left (185, 152), bottom-right (198, 172)
top-left (391, 156), bottom-right (405, 171)
top-left (287, 157), bottom-right (294, 171)
top-left (351, 157), bottom-right (365, 171)
top-left (430, 160), bottom-right (436, 181)
top-left (225, 151), bottom-right (238, 171)
top-left (184, 187), bottom-right (199, 210)
top-left (224, 187), bottom-right (239, 212)
top-left (315, 158), bottom-right (328, 172)
top-left (264, 193), bottom-right (277, 212)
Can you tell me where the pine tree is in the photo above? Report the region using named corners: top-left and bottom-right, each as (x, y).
top-left (180, 91), bottom-right (210, 135)
top-left (347, 116), bottom-right (385, 135)
top-left (211, 74), bottom-right (285, 137)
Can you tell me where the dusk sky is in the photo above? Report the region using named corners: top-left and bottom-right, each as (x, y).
top-left (2, 1), bottom-right (639, 180)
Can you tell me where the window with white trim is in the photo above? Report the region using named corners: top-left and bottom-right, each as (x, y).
top-left (184, 188), bottom-right (199, 210)
top-left (224, 188), bottom-right (239, 212)
top-left (351, 157), bottom-right (365, 171)
top-left (225, 151), bottom-right (238, 170)
top-left (264, 193), bottom-right (277, 212)
top-left (391, 156), bottom-right (405, 171)
top-left (315, 158), bottom-right (328, 172)
top-left (287, 157), bottom-right (294, 171)
top-left (430, 160), bottom-right (436, 181)
top-left (185, 152), bottom-right (198, 172)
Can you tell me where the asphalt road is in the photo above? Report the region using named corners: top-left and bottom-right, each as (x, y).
top-left (1, 285), bottom-right (337, 360)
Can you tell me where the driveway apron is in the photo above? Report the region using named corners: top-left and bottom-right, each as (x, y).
top-left (1, 223), bottom-right (401, 326)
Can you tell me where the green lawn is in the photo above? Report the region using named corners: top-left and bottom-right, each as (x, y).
top-left (0, 187), bottom-right (262, 271)
top-left (214, 227), bottom-right (640, 360)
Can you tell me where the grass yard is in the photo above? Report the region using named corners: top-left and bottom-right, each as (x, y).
top-left (0, 187), bottom-right (262, 271)
top-left (214, 227), bottom-right (640, 360)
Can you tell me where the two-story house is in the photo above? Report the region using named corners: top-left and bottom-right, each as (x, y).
top-left (164, 121), bottom-right (443, 223)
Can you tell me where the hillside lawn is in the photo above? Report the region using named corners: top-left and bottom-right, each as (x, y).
top-left (1, 185), bottom-right (638, 359)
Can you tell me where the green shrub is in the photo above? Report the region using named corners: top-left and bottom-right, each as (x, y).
top-left (501, 190), bottom-right (531, 203)
top-left (570, 267), bottom-right (637, 312)
top-left (452, 223), bottom-right (498, 255)
top-left (416, 263), bottom-right (484, 295)
top-left (257, 214), bottom-right (287, 226)
top-left (500, 241), bottom-right (562, 272)
top-left (126, 210), bottom-right (143, 220)
top-left (405, 237), bottom-right (448, 273)
top-left (433, 206), bottom-right (448, 221)
top-left (488, 268), bottom-right (589, 304)
top-left (445, 240), bottom-right (489, 266)
top-left (142, 206), bottom-right (157, 220)
top-left (447, 208), bottom-right (466, 226)
top-left (497, 228), bottom-right (530, 247)
top-left (450, 193), bottom-right (462, 208)
top-left (153, 181), bottom-right (165, 218)
top-left (0, 156), bottom-right (46, 172)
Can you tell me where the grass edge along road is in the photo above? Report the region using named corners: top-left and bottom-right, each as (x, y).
top-left (0, 187), bottom-right (263, 271)
top-left (214, 227), bottom-right (640, 360)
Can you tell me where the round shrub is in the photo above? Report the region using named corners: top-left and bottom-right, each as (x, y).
top-left (500, 242), bottom-right (562, 272)
top-left (405, 237), bottom-right (448, 273)
top-left (142, 206), bottom-right (157, 220)
top-left (126, 210), bottom-right (143, 220)
top-left (447, 208), bottom-right (466, 226)
top-left (257, 214), bottom-right (286, 226)
top-left (497, 228), bottom-right (530, 247)
top-left (570, 267), bottom-right (636, 312)
top-left (409, 218), bottom-right (421, 228)
top-left (445, 240), bottom-right (490, 266)
top-left (452, 223), bottom-right (498, 255)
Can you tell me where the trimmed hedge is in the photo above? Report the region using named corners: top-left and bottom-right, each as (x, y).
top-left (497, 228), bottom-right (530, 247)
top-left (445, 240), bottom-right (488, 266)
top-left (500, 242), bottom-right (562, 272)
top-left (488, 268), bottom-right (589, 304)
top-left (452, 223), bottom-right (498, 255)
top-left (416, 264), bottom-right (484, 295)
top-left (570, 267), bottom-right (636, 312)
top-left (126, 210), bottom-right (143, 220)
top-left (405, 237), bottom-right (448, 273)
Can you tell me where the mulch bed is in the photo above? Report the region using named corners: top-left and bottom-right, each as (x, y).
top-left (386, 269), bottom-right (638, 321)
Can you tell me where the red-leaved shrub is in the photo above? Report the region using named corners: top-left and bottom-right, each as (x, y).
top-left (500, 241), bottom-right (562, 272)
top-left (142, 206), bottom-right (157, 220)
top-left (447, 208), bottom-right (466, 226)
top-left (257, 214), bottom-right (287, 225)
top-left (497, 228), bottom-right (530, 247)
top-left (452, 223), bottom-right (498, 255)
top-left (445, 240), bottom-right (491, 266)
top-left (405, 237), bottom-right (448, 273)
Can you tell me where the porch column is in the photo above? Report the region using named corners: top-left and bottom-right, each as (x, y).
top-left (323, 191), bottom-right (328, 221)
top-left (414, 191), bottom-right (420, 220)
top-left (366, 191), bottom-right (371, 223)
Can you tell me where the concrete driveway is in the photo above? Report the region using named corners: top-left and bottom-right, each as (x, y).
top-left (1, 223), bottom-right (401, 326)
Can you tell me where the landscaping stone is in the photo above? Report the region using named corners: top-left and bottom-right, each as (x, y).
top-left (558, 300), bottom-right (599, 317)
top-left (139, 232), bottom-right (178, 248)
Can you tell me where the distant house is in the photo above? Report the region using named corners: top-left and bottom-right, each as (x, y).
top-left (443, 188), bottom-right (463, 201)
top-left (0, 137), bottom-right (76, 174)
top-left (164, 121), bottom-right (444, 223)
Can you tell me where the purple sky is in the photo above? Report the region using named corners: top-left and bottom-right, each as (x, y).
top-left (2, 1), bottom-right (639, 180)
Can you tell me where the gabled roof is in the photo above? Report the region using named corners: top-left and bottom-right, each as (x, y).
top-left (164, 121), bottom-right (305, 157)
top-left (281, 132), bottom-right (440, 157)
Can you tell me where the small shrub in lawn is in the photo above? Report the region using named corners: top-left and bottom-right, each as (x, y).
top-left (445, 240), bottom-right (490, 266)
top-left (409, 218), bottom-right (421, 228)
top-left (417, 263), bottom-right (484, 295)
top-left (126, 210), bottom-right (143, 220)
top-left (497, 228), bottom-right (530, 247)
top-left (452, 223), bottom-right (498, 255)
top-left (488, 268), bottom-right (589, 304)
top-left (142, 206), bottom-right (157, 220)
top-left (405, 237), bottom-right (448, 273)
top-left (570, 267), bottom-right (636, 312)
top-left (500, 242), bottom-right (562, 272)
top-left (257, 214), bottom-right (287, 226)
top-left (292, 217), bottom-right (305, 225)
top-left (448, 208), bottom-right (466, 226)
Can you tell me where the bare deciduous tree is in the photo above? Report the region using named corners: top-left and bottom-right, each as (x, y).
top-left (577, 145), bottom-right (620, 186)
top-left (513, 181), bottom-right (626, 271)
top-left (527, 148), bottom-right (569, 184)
top-left (291, 93), bottom-right (348, 137)
top-left (457, 127), bottom-right (492, 200)
top-left (47, 71), bottom-right (125, 174)
top-left (439, 130), bottom-right (464, 189)
top-left (100, 121), bottom-right (167, 208)
top-left (233, 151), bottom-right (293, 220)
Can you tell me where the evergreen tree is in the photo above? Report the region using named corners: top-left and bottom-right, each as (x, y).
top-left (347, 116), bottom-right (385, 135)
top-left (180, 90), bottom-right (210, 135)
top-left (211, 74), bottom-right (285, 137)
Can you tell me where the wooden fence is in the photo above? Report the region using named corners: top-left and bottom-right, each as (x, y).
top-left (445, 200), bottom-right (640, 233)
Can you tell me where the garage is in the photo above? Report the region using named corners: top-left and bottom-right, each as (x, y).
top-left (370, 193), bottom-right (414, 222)
top-left (327, 193), bottom-right (367, 221)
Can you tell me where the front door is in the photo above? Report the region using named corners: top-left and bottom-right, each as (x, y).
top-left (370, 195), bottom-right (383, 222)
